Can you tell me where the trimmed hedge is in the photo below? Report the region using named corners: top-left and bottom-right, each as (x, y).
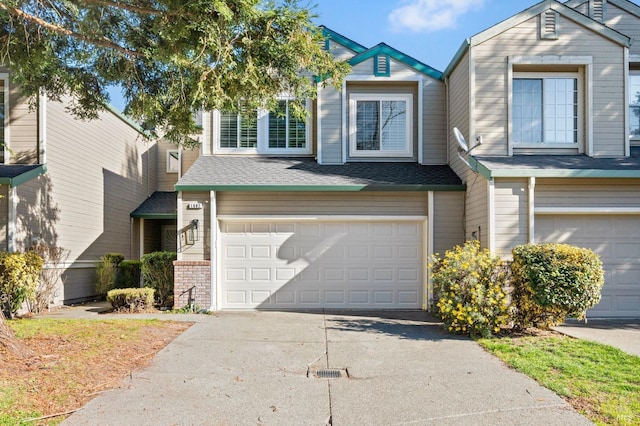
top-left (95, 253), bottom-right (125, 296)
top-left (141, 251), bottom-right (176, 308)
top-left (0, 251), bottom-right (44, 318)
top-left (107, 288), bottom-right (155, 312)
top-left (117, 260), bottom-right (142, 289)
top-left (511, 243), bottom-right (604, 329)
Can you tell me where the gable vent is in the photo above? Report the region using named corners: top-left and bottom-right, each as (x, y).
top-left (590, 0), bottom-right (606, 23)
top-left (374, 55), bottom-right (390, 77)
top-left (540, 10), bottom-right (559, 40)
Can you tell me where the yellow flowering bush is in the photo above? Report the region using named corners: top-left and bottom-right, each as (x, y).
top-left (511, 243), bottom-right (604, 329)
top-left (430, 241), bottom-right (509, 338)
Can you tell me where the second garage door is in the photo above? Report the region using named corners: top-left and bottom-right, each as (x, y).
top-left (219, 219), bottom-right (424, 309)
top-left (536, 215), bottom-right (640, 318)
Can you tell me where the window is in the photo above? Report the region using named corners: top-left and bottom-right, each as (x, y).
top-left (349, 93), bottom-right (412, 157)
top-left (629, 72), bottom-right (640, 139)
top-left (268, 100), bottom-right (306, 150)
top-left (219, 108), bottom-right (258, 149)
top-left (166, 150), bottom-right (180, 173)
top-left (513, 74), bottom-right (578, 144)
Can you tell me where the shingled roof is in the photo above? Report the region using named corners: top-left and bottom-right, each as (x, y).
top-left (130, 191), bottom-right (177, 218)
top-left (175, 157), bottom-right (464, 191)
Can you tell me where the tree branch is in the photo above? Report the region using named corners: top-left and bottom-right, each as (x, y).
top-left (0, 2), bottom-right (144, 57)
top-left (74, 0), bottom-right (196, 18)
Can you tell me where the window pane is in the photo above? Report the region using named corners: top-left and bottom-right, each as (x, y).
top-left (630, 75), bottom-right (640, 137)
top-left (513, 79), bottom-right (542, 143)
top-left (356, 101), bottom-right (380, 150)
top-left (268, 101), bottom-right (287, 148)
top-left (219, 111), bottom-right (238, 148)
top-left (380, 100), bottom-right (406, 151)
top-left (288, 108), bottom-right (306, 148)
top-left (544, 78), bottom-right (577, 143)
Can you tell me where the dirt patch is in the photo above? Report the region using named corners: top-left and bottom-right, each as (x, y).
top-left (0, 318), bottom-right (191, 423)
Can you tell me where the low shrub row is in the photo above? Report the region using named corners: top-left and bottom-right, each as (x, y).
top-left (431, 241), bottom-right (604, 337)
top-left (107, 288), bottom-right (155, 312)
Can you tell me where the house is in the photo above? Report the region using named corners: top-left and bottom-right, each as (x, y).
top-left (444, 0), bottom-right (640, 318)
top-left (169, 0), bottom-right (640, 318)
top-left (0, 69), bottom-right (157, 304)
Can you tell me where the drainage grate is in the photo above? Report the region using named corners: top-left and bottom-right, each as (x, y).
top-left (310, 368), bottom-right (349, 379)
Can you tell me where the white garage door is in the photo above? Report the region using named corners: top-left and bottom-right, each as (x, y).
top-left (536, 215), bottom-right (640, 317)
top-left (219, 220), bottom-right (424, 309)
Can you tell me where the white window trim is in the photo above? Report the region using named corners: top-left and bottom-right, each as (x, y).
top-left (348, 93), bottom-right (413, 158)
top-left (508, 56), bottom-right (592, 156)
top-left (261, 98), bottom-right (312, 154)
top-left (166, 149), bottom-right (180, 174)
top-left (0, 73), bottom-right (9, 164)
top-left (211, 109), bottom-right (260, 155)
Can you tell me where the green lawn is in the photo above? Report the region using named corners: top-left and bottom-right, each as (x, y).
top-left (479, 335), bottom-right (640, 426)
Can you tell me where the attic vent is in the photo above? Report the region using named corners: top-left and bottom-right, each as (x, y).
top-left (374, 55), bottom-right (390, 77)
top-left (590, 0), bottom-right (606, 23)
top-left (540, 10), bottom-right (559, 40)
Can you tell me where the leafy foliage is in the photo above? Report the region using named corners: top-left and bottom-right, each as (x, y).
top-left (0, 0), bottom-right (350, 146)
top-left (430, 241), bottom-right (510, 338)
top-left (107, 288), bottom-right (155, 312)
top-left (0, 251), bottom-right (44, 318)
top-left (141, 251), bottom-right (176, 308)
top-left (94, 253), bottom-right (124, 297)
top-left (511, 243), bottom-right (604, 329)
top-left (117, 260), bottom-right (142, 289)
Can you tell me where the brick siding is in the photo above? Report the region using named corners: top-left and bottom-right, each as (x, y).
top-left (173, 260), bottom-right (211, 310)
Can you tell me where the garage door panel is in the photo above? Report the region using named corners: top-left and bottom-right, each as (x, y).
top-left (220, 220), bottom-right (423, 309)
top-left (536, 215), bottom-right (640, 317)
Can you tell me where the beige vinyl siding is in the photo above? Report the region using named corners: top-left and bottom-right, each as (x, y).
top-left (423, 79), bottom-right (447, 164)
top-left (465, 177), bottom-right (490, 249)
top-left (472, 14), bottom-right (626, 157)
top-left (328, 40), bottom-right (359, 61)
top-left (217, 192), bottom-right (429, 216)
top-left (447, 50), bottom-right (471, 178)
top-left (0, 185), bottom-right (7, 249)
top-left (180, 192), bottom-right (210, 260)
top-left (346, 82), bottom-right (419, 162)
top-left (350, 58), bottom-right (427, 80)
top-left (494, 179), bottom-right (528, 256)
top-left (605, 3), bottom-right (640, 56)
top-left (433, 191), bottom-right (464, 254)
top-left (15, 98), bottom-right (155, 301)
top-left (535, 178), bottom-right (640, 207)
top-left (61, 266), bottom-right (100, 302)
top-left (318, 85), bottom-right (343, 164)
top-left (7, 84), bottom-right (38, 164)
top-left (155, 140), bottom-right (198, 192)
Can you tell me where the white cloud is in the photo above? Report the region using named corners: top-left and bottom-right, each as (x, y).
top-left (388, 0), bottom-right (485, 33)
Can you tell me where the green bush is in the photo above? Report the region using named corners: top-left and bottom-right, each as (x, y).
top-left (107, 288), bottom-right (155, 312)
top-left (95, 253), bottom-right (124, 297)
top-left (431, 241), bottom-right (510, 338)
top-left (511, 243), bottom-right (604, 329)
top-left (103, 253), bottom-right (125, 265)
top-left (0, 251), bottom-right (44, 318)
top-left (141, 251), bottom-right (176, 308)
top-left (117, 260), bottom-right (142, 288)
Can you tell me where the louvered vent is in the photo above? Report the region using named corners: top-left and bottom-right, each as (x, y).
top-left (540, 10), bottom-right (558, 40)
top-left (590, 0), bottom-right (606, 23)
top-left (374, 55), bottom-right (390, 76)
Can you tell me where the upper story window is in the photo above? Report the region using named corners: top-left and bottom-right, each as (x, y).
top-left (213, 99), bottom-right (310, 154)
top-left (166, 149), bottom-right (180, 173)
top-left (348, 93), bottom-right (413, 158)
top-left (629, 72), bottom-right (640, 140)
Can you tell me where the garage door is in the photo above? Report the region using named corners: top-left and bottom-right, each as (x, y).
top-left (536, 215), bottom-right (640, 317)
top-left (219, 220), bottom-right (424, 309)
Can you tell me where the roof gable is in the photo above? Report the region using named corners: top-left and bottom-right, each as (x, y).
top-left (320, 26), bottom-right (367, 55)
top-left (348, 43), bottom-right (443, 81)
top-left (565, 0), bottom-right (640, 20)
top-left (443, 0), bottom-right (631, 78)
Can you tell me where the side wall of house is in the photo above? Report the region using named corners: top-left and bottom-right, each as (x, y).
top-left (605, 3), bottom-right (640, 56)
top-left (14, 98), bottom-right (157, 302)
top-left (7, 82), bottom-right (38, 164)
top-left (432, 191), bottom-right (465, 254)
top-left (472, 13), bottom-right (626, 157)
top-left (494, 178), bottom-right (529, 256)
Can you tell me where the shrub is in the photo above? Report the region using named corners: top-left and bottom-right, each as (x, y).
top-left (141, 251), bottom-right (176, 308)
top-left (0, 251), bottom-right (44, 318)
top-left (117, 260), bottom-right (142, 289)
top-left (431, 241), bottom-right (510, 338)
top-left (107, 288), bottom-right (155, 312)
top-left (511, 243), bottom-right (604, 329)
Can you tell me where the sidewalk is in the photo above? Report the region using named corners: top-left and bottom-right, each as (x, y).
top-left (553, 319), bottom-right (640, 357)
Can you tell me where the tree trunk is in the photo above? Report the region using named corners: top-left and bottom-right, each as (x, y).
top-left (0, 310), bottom-right (31, 359)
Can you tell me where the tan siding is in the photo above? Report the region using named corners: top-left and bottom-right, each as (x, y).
top-left (0, 185), bottom-right (7, 250)
top-left (536, 178), bottom-right (640, 207)
top-left (7, 82), bottom-right (38, 164)
top-left (17, 97), bottom-right (156, 278)
top-left (61, 266), bottom-right (98, 302)
top-left (447, 51), bottom-right (471, 178)
top-left (465, 176), bottom-right (489, 249)
top-left (433, 191), bottom-right (464, 254)
top-left (494, 179), bottom-right (528, 256)
top-left (217, 192), bottom-right (429, 216)
top-left (328, 40), bottom-right (358, 61)
top-left (319, 86), bottom-right (343, 164)
top-left (605, 3), bottom-right (640, 56)
top-left (180, 192), bottom-right (210, 260)
top-left (423, 79), bottom-right (447, 164)
top-left (472, 14), bottom-right (626, 157)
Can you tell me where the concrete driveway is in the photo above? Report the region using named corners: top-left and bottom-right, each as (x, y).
top-left (63, 311), bottom-right (590, 425)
